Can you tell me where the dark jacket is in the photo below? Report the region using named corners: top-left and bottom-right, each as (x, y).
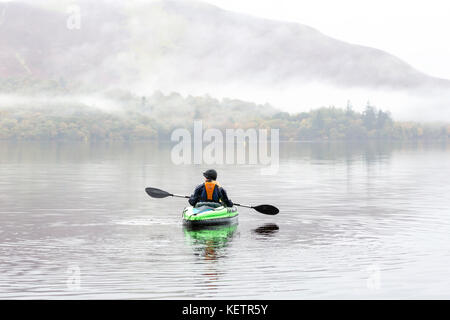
top-left (188, 183), bottom-right (233, 207)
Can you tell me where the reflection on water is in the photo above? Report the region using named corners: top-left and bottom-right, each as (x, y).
top-left (0, 141), bottom-right (449, 299)
top-left (184, 224), bottom-right (238, 261)
top-left (183, 224), bottom-right (238, 296)
top-left (253, 223), bottom-right (280, 238)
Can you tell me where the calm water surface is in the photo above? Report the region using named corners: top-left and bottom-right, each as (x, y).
top-left (0, 141), bottom-right (449, 299)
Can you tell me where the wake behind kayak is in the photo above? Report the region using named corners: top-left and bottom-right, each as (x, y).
top-left (182, 202), bottom-right (238, 226)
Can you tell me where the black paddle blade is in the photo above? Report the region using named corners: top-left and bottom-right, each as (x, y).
top-left (145, 187), bottom-right (172, 198)
top-left (253, 204), bottom-right (279, 215)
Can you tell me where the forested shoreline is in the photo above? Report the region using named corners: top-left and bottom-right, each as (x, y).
top-left (0, 79), bottom-right (448, 141)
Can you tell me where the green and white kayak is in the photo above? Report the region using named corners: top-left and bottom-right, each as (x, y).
top-left (182, 202), bottom-right (238, 226)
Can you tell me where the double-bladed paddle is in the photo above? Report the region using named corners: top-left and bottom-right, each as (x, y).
top-left (145, 187), bottom-right (279, 215)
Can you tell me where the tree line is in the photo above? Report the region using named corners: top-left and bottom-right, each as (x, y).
top-left (0, 85), bottom-right (448, 141)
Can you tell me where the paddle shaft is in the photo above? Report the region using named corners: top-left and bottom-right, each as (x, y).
top-left (173, 194), bottom-right (251, 208)
top-left (171, 194), bottom-right (190, 199)
top-left (145, 187), bottom-right (279, 215)
top-left (172, 195), bottom-right (250, 208)
top-left (171, 194), bottom-right (253, 209)
top-left (233, 203), bottom-right (253, 209)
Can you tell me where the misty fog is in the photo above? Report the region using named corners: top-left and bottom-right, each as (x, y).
top-left (1, 0), bottom-right (449, 124)
top-left (2, 0), bottom-right (450, 301)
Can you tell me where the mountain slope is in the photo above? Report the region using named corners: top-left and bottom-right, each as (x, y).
top-left (1, 0), bottom-right (449, 121)
top-left (1, 0), bottom-right (449, 89)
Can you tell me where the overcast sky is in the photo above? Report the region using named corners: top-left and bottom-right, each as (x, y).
top-left (2, 0), bottom-right (450, 79)
top-left (201, 0), bottom-right (450, 80)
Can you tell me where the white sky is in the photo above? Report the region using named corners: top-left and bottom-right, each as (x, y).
top-left (2, 0), bottom-right (450, 79)
top-left (203, 0), bottom-right (450, 79)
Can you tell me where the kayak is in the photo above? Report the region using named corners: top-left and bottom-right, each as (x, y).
top-left (182, 202), bottom-right (238, 226)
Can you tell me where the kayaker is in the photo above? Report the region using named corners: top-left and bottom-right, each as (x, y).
top-left (188, 169), bottom-right (234, 207)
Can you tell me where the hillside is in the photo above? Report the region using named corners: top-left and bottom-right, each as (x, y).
top-left (1, 1), bottom-right (449, 89)
top-left (1, 0), bottom-right (449, 121)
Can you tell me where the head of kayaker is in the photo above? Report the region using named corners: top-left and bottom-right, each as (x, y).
top-left (188, 169), bottom-right (234, 207)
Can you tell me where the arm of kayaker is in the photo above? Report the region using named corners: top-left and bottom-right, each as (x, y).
top-left (188, 184), bottom-right (204, 206)
top-left (219, 187), bottom-right (233, 207)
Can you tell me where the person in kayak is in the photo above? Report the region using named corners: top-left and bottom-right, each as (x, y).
top-left (188, 169), bottom-right (234, 207)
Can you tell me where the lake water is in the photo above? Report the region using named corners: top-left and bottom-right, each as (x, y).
top-left (0, 141), bottom-right (449, 299)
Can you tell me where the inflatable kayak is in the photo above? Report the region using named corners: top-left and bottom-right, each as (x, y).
top-left (182, 202), bottom-right (238, 226)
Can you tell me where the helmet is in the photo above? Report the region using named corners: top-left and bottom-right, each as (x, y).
top-left (203, 169), bottom-right (217, 180)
